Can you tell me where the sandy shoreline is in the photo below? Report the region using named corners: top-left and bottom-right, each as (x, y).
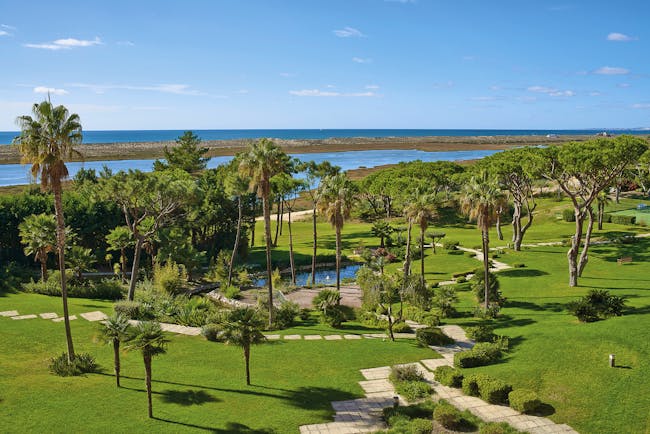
top-left (0, 134), bottom-right (628, 165)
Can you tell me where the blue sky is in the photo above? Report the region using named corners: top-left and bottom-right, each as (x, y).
top-left (0, 0), bottom-right (649, 130)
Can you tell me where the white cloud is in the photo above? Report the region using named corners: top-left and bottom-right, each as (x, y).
top-left (594, 66), bottom-right (629, 75)
top-left (1, 24), bottom-right (16, 30)
top-left (24, 37), bottom-right (102, 50)
top-left (0, 31), bottom-right (9, 37)
top-left (352, 57), bottom-right (372, 63)
top-left (68, 82), bottom-right (206, 96)
top-left (470, 96), bottom-right (501, 102)
top-left (527, 85), bottom-right (575, 97)
top-left (632, 103), bottom-right (650, 109)
top-left (607, 32), bottom-right (637, 42)
top-left (365, 84), bottom-right (380, 89)
top-left (33, 86), bottom-right (68, 96)
top-left (117, 40), bottom-right (135, 46)
top-left (333, 27), bottom-right (365, 38)
top-left (589, 91), bottom-right (601, 96)
top-left (289, 89), bottom-right (376, 97)
top-left (617, 83), bottom-right (631, 88)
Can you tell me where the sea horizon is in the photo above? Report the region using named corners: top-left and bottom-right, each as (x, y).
top-left (1, 128), bottom-right (649, 145)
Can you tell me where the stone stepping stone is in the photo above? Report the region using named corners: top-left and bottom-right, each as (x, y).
top-left (160, 323), bottom-right (201, 336)
top-left (359, 379), bottom-right (393, 394)
top-left (304, 335), bottom-right (322, 340)
top-left (11, 314), bottom-right (37, 320)
top-left (323, 335), bottom-right (342, 340)
top-left (283, 334), bottom-right (302, 340)
top-left (360, 366), bottom-right (391, 380)
top-left (0, 310), bottom-right (19, 317)
top-left (361, 333), bottom-right (386, 339)
top-left (264, 334), bottom-right (281, 340)
top-left (80, 311), bottom-right (108, 322)
top-left (39, 312), bottom-right (58, 319)
top-left (52, 315), bottom-right (77, 322)
top-left (343, 334), bottom-right (362, 340)
top-left (420, 358), bottom-right (452, 371)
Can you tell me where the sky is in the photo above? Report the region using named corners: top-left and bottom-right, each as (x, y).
top-left (0, 0), bottom-right (649, 131)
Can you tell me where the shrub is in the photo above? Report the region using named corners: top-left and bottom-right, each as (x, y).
top-left (567, 289), bottom-right (627, 322)
top-left (461, 374), bottom-right (485, 397)
top-left (153, 260), bottom-right (188, 295)
top-left (299, 308), bottom-right (311, 321)
top-left (433, 400), bottom-right (461, 429)
top-left (465, 324), bottom-right (496, 342)
top-left (443, 239), bottom-right (460, 250)
top-left (383, 400), bottom-right (435, 423)
top-left (320, 306), bottom-right (345, 327)
top-left (390, 364), bottom-right (424, 383)
top-left (562, 209), bottom-right (575, 222)
top-left (432, 286), bottom-right (458, 318)
top-left (407, 418), bottom-right (434, 434)
top-left (512, 263), bottom-right (525, 268)
top-left (275, 302), bottom-right (300, 329)
top-left (113, 300), bottom-right (144, 319)
top-left (201, 323), bottom-right (224, 342)
top-left (49, 353), bottom-right (97, 377)
top-left (222, 285), bottom-right (241, 300)
top-left (452, 270), bottom-right (474, 279)
top-left (454, 342), bottom-right (503, 368)
top-left (610, 214), bottom-right (636, 225)
top-left (464, 251), bottom-right (476, 258)
top-left (391, 321), bottom-right (413, 333)
top-left (395, 381), bottom-right (432, 402)
top-left (601, 213), bottom-right (612, 224)
top-left (470, 270), bottom-right (504, 305)
top-left (173, 303), bottom-right (209, 327)
top-left (402, 306), bottom-right (440, 327)
top-left (478, 377), bottom-right (512, 404)
top-left (508, 389), bottom-right (541, 414)
top-left (479, 422), bottom-right (522, 434)
top-left (434, 365), bottom-right (463, 388)
top-left (416, 327), bottom-right (454, 347)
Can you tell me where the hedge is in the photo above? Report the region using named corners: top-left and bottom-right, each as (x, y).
top-left (454, 342), bottom-right (503, 368)
top-left (610, 214), bottom-right (636, 225)
top-left (434, 366), bottom-right (464, 388)
top-left (478, 377), bottom-right (512, 404)
top-left (508, 389), bottom-right (541, 414)
top-left (416, 327), bottom-right (454, 347)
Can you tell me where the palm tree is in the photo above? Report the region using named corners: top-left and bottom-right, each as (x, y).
top-left (65, 245), bottom-right (96, 280)
top-left (18, 213), bottom-right (57, 281)
top-left (14, 100), bottom-right (82, 362)
top-left (224, 170), bottom-right (251, 287)
top-left (596, 191), bottom-right (611, 230)
top-left (125, 322), bottom-right (169, 418)
top-left (460, 173), bottom-right (505, 311)
top-left (238, 139), bottom-right (288, 327)
top-left (106, 226), bottom-right (133, 283)
top-left (404, 189), bottom-right (438, 285)
top-left (98, 314), bottom-right (130, 387)
top-left (318, 174), bottom-right (357, 291)
top-left (224, 307), bottom-right (266, 386)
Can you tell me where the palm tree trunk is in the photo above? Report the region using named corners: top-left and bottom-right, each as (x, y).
top-left (288, 210), bottom-right (296, 285)
top-left (420, 229), bottom-right (425, 286)
top-left (279, 200), bottom-right (284, 236)
top-left (144, 354), bottom-right (153, 418)
top-left (228, 196), bottom-right (243, 287)
top-left (335, 222), bottom-right (341, 292)
top-left (482, 229), bottom-right (490, 311)
top-left (311, 201), bottom-right (318, 286)
top-left (263, 194), bottom-right (274, 327)
top-left (496, 207), bottom-right (504, 240)
top-left (120, 248), bottom-right (127, 283)
top-left (40, 257), bottom-right (48, 282)
top-left (403, 221), bottom-right (412, 276)
top-left (250, 197), bottom-right (256, 248)
top-left (568, 211), bottom-right (584, 287)
top-left (244, 345), bottom-right (251, 386)
top-left (53, 182), bottom-right (75, 362)
top-left (113, 340), bottom-right (121, 387)
top-left (387, 304), bottom-right (395, 342)
top-left (128, 235), bottom-right (144, 301)
top-left (597, 203), bottom-right (604, 230)
top-left (273, 197), bottom-right (281, 247)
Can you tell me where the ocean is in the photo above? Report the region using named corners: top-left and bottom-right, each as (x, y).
top-left (1, 128), bottom-right (648, 145)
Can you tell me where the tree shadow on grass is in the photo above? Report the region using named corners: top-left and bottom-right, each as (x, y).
top-left (506, 300), bottom-right (566, 313)
top-left (153, 417), bottom-right (275, 433)
top-left (159, 389), bottom-right (221, 406)
top-left (531, 403), bottom-right (556, 417)
top-left (499, 269), bottom-right (549, 278)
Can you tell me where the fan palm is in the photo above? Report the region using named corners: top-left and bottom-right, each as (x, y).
top-left (460, 173), bottom-right (505, 311)
top-left (224, 307), bottom-right (266, 385)
top-left (98, 314), bottom-right (130, 387)
top-left (318, 174), bottom-right (357, 291)
top-left (18, 213), bottom-right (57, 281)
top-left (14, 100), bottom-right (82, 362)
top-left (238, 139), bottom-right (289, 326)
top-left (125, 322), bottom-right (169, 418)
top-left (106, 226), bottom-right (134, 283)
top-left (404, 189), bottom-right (438, 285)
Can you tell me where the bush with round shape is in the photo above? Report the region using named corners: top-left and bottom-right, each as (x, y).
top-left (391, 321), bottom-right (413, 333)
top-left (408, 418), bottom-right (434, 434)
top-left (113, 300), bottom-right (144, 319)
top-left (49, 352), bottom-right (97, 377)
top-left (479, 422), bottom-right (521, 434)
top-left (395, 381), bottom-right (433, 402)
top-left (390, 364), bottom-right (424, 383)
top-left (465, 324), bottom-right (496, 342)
top-left (433, 400), bottom-right (461, 429)
top-left (508, 389), bottom-right (541, 414)
top-left (462, 374), bottom-right (487, 397)
top-left (201, 323), bottom-right (224, 342)
top-left (275, 301), bottom-right (300, 329)
top-left (416, 327), bottom-right (454, 347)
top-left (434, 365), bottom-right (464, 388)
top-left (478, 377), bottom-right (512, 404)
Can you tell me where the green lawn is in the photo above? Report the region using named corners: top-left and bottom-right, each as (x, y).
top-left (0, 293), bottom-right (434, 433)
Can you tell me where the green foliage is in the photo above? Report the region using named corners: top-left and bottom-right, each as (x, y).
top-left (562, 209), bottom-right (576, 222)
top-left (433, 400), bottom-right (462, 429)
top-left (391, 321), bottom-right (412, 333)
top-left (222, 285), bottom-right (241, 300)
top-left (313, 289), bottom-right (344, 327)
top-left (442, 239), bottom-right (460, 250)
top-left (390, 364), bottom-right (424, 383)
top-left (478, 377), bottom-right (512, 404)
top-left (49, 353), bottom-right (97, 377)
top-left (465, 323), bottom-right (497, 342)
top-left (401, 306), bottom-right (440, 327)
top-left (383, 400), bottom-right (435, 425)
top-left (610, 214), bottom-right (636, 225)
top-left (470, 270), bottom-right (504, 305)
top-left (478, 422), bottom-right (522, 434)
top-left (395, 381), bottom-right (432, 402)
top-left (113, 300), bottom-right (145, 320)
top-left (512, 262), bottom-right (526, 268)
top-left (461, 374), bottom-right (488, 397)
top-left (415, 327), bottom-right (454, 347)
top-left (65, 245), bottom-right (97, 279)
top-left (454, 342), bottom-right (504, 368)
top-left (274, 301), bottom-right (300, 329)
top-left (567, 289), bottom-right (627, 322)
top-left (201, 323), bottom-right (225, 342)
top-left (23, 273), bottom-right (124, 300)
top-left (431, 285), bottom-right (458, 318)
top-left (153, 260), bottom-right (188, 295)
top-left (508, 389), bottom-right (541, 414)
top-left (434, 365), bottom-right (464, 388)
top-left (153, 131), bottom-right (209, 173)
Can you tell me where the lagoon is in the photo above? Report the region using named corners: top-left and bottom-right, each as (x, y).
top-left (0, 148), bottom-right (500, 187)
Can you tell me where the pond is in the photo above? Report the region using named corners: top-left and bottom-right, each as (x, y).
top-left (253, 264), bottom-right (361, 287)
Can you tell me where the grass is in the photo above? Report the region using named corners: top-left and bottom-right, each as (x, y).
top-left (0, 292), bottom-right (434, 433)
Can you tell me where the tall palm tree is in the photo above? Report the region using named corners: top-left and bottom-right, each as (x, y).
top-left (18, 213), bottom-right (57, 281)
top-left (106, 226), bottom-right (133, 283)
top-left (404, 189), bottom-right (438, 285)
top-left (224, 170), bottom-right (251, 287)
top-left (98, 313), bottom-right (130, 387)
top-left (460, 173), bottom-right (505, 311)
top-left (318, 174), bottom-right (357, 291)
top-left (125, 322), bottom-right (169, 418)
top-left (596, 191), bottom-right (611, 230)
top-left (224, 307), bottom-right (266, 386)
top-left (14, 100), bottom-right (82, 362)
top-left (238, 139), bottom-right (288, 326)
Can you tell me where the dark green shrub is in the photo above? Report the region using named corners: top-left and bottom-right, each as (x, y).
top-left (390, 364), bottom-right (424, 383)
top-left (275, 302), bottom-right (300, 329)
top-left (461, 374), bottom-right (487, 397)
top-left (512, 263), bottom-right (525, 268)
top-left (432, 286), bottom-right (458, 318)
top-left (567, 289), bottom-right (627, 322)
top-left (299, 308), bottom-right (311, 321)
top-left (395, 381), bottom-right (432, 402)
top-left (562, 209), bottom-right (575, 222)
top-left (402, 306), bottom-right (440, 327)
top-left (113, 300), bottom-right (143, 319)
top-left (464, 251), bottom-right (476, 258)
top-left (408, 418), bottom-right (434, 434)
top-left (455, 351), bottom-right (482, 369)
top-left (610, 214), bottom-right (636, 225)
top-left (508, 389), bottom-right (541, 414)
top-left (470, 270), bottom-right (504, 305)
top-left (434, 365), bottom-right (464, 387)
top-left (452, 270), bottom-right (474, 279)
top-left (479, 422), bottom-right (521, 434)
top-left (416, 327), bottom-right (454, 347)
top-left (465, 324), bottom-right (496, 342)
top-left (382, 399), bottom-right (435, 423)
top-left (222, 285), bottom-right (241, 299)
top-left (49, 353), bottom-right (98, 376)
top-left (319, 306), bottom-right (344, 327)
top-left (454, 342), bottom-right (503, 368)
top-left (478, 377), bottom-right (512, 404)
top-left (433, 400), bottom-right (461, 429)
top-left (443, 239), bottom-right (460, 250)
top-left (602, 213), bottom-right (612, 223)
top-left (391, 321), bottom-right (413, 333)
top-left (201, 323), bottom-right (224, 342)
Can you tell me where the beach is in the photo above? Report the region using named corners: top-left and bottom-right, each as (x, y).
top-left (0, 133), bottom-right (624, 165)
